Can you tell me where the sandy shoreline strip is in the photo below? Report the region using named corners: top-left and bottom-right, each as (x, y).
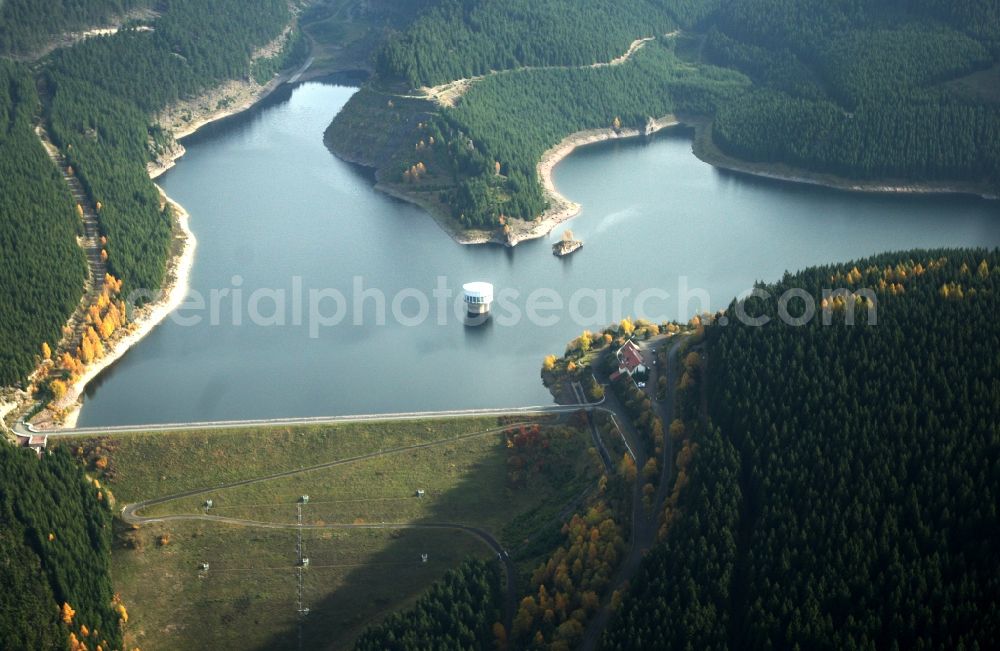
top-left (46, 60), bottom-right (312, 428)
top-left (56, 192), bottom-right (195, 428)
top-left (521, 114), bottom-right (995, 248)
top-left (368, 116), bottom-right (681, 247)
top-left (508, 115), bottom-right (679, 245)
top-left (368, 111), bottom-right (993, 248)
top-left (688, 119), bottom-right (998, 201)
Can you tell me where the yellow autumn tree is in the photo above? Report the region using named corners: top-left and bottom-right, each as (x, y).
top-left (50, 379), bottom-right (68, 401)
top-left (542, 354), bottom-right (557, 371)
top-left (620, 453), bottom-right (637, 482)
top-left (492, 622), bottom-right (507, 650)
top-left (41, 342), bottom-right (52, 360)
top-left (61, 602), bottom-right (76, 624)
top-left (642, 458), bottom-right (658, 481)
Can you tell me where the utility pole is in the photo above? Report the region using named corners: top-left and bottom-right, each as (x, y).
top-left (296, 501), bottom-right (309, 651)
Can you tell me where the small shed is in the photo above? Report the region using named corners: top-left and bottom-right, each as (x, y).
top-left (415, 489), bottom-right (425, 498)
top-left (300, 495), bottom-right (310, 504)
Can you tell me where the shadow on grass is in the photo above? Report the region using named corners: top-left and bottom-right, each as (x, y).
top-left (207, 415), bottom-right (597, 650)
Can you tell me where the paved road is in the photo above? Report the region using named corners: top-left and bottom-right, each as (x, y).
top-left (16, 404), bottom-right (583, 437)
top-left (572, 380), bottom-right (613, 472)
top-left (581, 334), bottom-right (686, 650)
top-left (286, 55), bottom-right (314, 84)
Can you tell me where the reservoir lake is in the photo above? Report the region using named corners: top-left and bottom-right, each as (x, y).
top-left (78, 81), bottom-right (1000, 426)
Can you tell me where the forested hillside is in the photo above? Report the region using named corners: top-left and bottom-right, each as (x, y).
top-left (0, 445), bottom-right (121, 650)
top-left (603, 249), bottom-right (1000, 649)
top-left (353, 559), bottom-right (503, 650)
top-left (703, 1), bottom-right (1000, 186)
top-left (0, 60), bottom-right (86, 386)
top-left (330, 0), bottom-right (1000, 234)
top-left (0, 0), bottom-right (298, 387)
top-left (44, 0), bottom-right (292, 298)
top-left (0, 0), bottom-right (151, 55)
top-left (434, 43), bottom-right (746, 226)
top-left (376, 0), bottom-right (677, 87)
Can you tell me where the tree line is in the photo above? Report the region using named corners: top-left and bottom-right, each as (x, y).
top-left (701, 1), bottom-right (1000, 186)
top-left (382, 41), bottom-right (749, 228)
top-left (43, 0), bottom-right (292, 299)
top-left (376, 0), bottom-right (677, 88)
top-left (353, 558), bottom-right (503, 651)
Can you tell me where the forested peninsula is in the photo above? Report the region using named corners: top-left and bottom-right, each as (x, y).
top-left (326, 0), bottom-right (1000, 243)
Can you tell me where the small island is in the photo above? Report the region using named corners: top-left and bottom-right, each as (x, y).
top-left (553, 229), bottom-right (583, 257)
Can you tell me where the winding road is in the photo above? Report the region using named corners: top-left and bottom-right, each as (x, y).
top-left (413, 31), bottom-right (680, 108)
top-left (97, 409), bottom-right (612, 634)
top-left (581, 334), bottom-right (685, 650)
top-left (112, 420), bottom-right (546, 631)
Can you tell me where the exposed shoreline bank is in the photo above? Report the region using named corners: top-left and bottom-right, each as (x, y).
top-left (524, 115), bottom-right (680, 245)
top-left (41, 57), bottom-right (315, 429)
top-left (366, 116), bottom-right (682, 247)
top-left (370, 113), bottom-right (995, 249)
top-left (53, 191), bottom-right (195, 428)
top-left (688, 118), bottom-right (998, 202)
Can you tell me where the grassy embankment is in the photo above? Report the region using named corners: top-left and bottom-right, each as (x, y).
top-left (59, 415), bottom-right (604, 650)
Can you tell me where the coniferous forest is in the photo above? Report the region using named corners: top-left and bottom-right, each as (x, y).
top-left (0, 0), bottom-right (151, 55)
top-left (353, 559), bottom-right (503, 650)
top-left (0, 445), bottom-right (120, 650)
top-left (603, 249), bottom-right (1000, 649)
top-left (0, 60), bottom-right (86, 386)
top-left (0, 0), bottom-right (296, 386)
top-left (3, 2), bottom-right (1000, 650)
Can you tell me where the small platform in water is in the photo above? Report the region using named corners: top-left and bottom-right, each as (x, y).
top-left (553, 239), bottom-right (583, 257)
